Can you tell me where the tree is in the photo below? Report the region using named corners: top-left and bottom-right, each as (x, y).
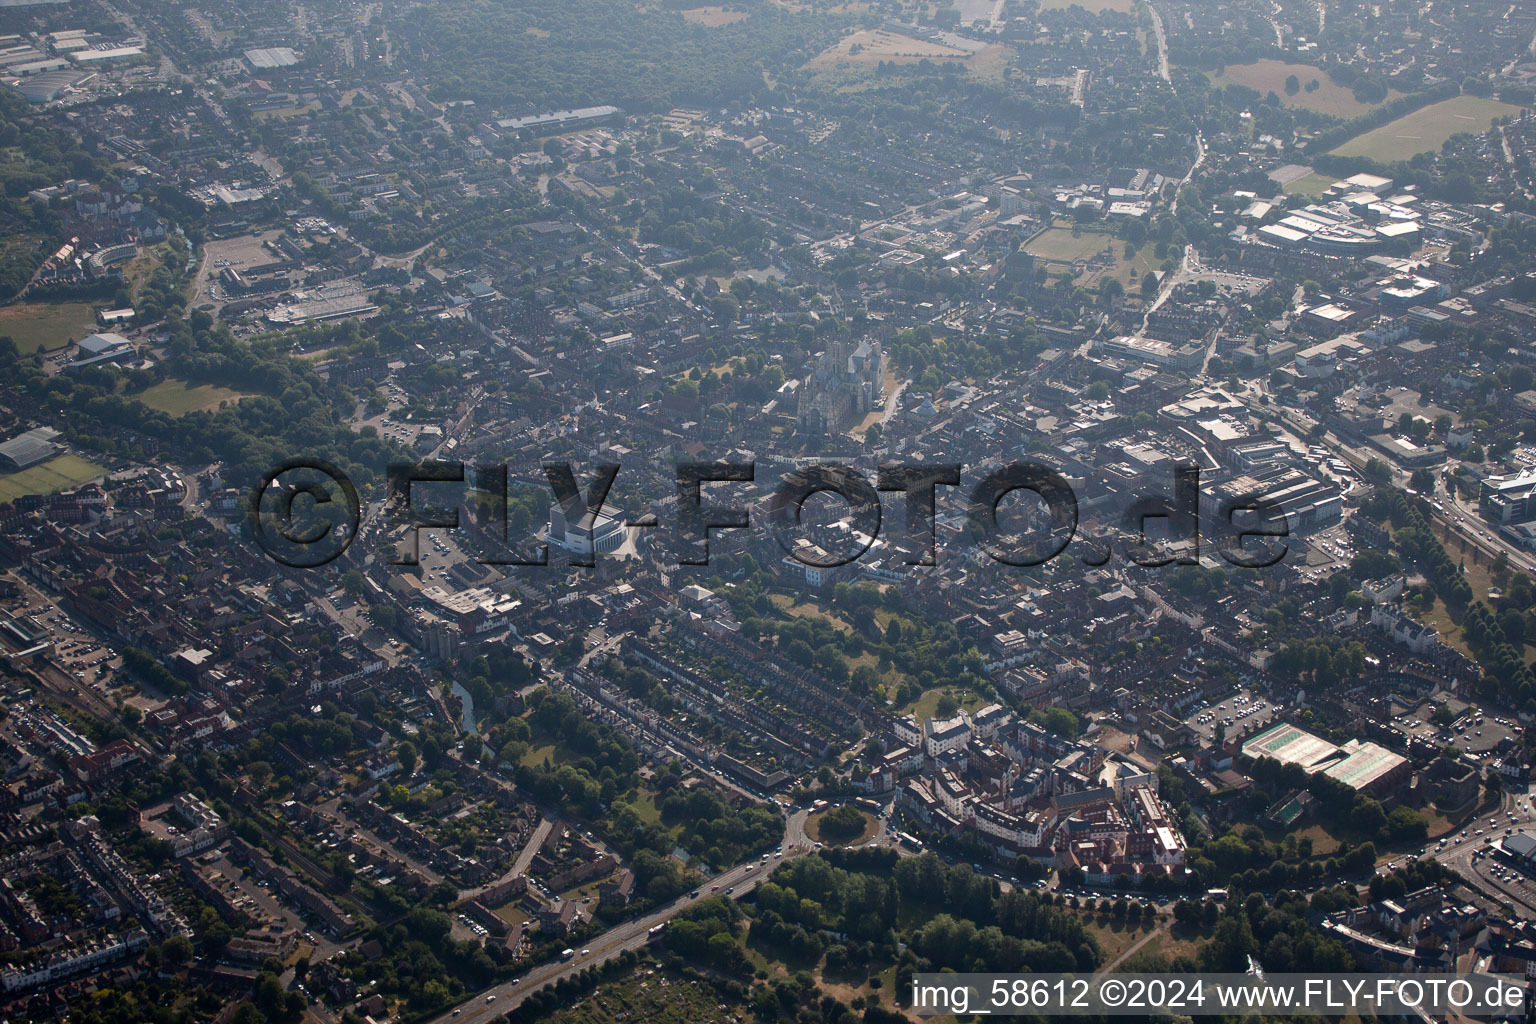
top-left (1386, 806), bottom-right (1428, 842)
top-left (247, 761), bottom-right (273, 791)
top-left (1284, 74), bottom-right (1301, 95)
top-left (1098, 278), bottom-right (1124, 308)
top-left (1031, 707), bottom-right (1080, 740)
top-left (709, 295), bottom-right (739, 324)
top-left (162, 933), bottom-right (193, 965)
top-left (398, 741), bottom-right (419, 774)
top-left (817, 804), bottom-right (868, 842)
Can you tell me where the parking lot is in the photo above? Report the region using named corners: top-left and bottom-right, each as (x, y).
top-left (1182, 688), bottom-right (1281, 743)
top-left (1, 575), bottom-right (130, 705)
top-left (1294, 520), bottom-right (1355, 581)
top-left (401, 527), bottom-right (477, 586)
top-left (1404, 697), bottom-right (1517, 759)
top-left (199, 852), bottom-right (344, 956)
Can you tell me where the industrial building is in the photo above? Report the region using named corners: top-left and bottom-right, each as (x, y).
top-left (1242, 722), bottom-right (1410, 796)
top-left (66, 332), bottom-right (135, 372)
top-left (0, 427), bottom-right (61, 471)
top-left (491, 105), bottom-right (622, 135)
top-left (243, 47), bottom-right (298, 71)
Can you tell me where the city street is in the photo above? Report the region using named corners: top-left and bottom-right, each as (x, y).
top-left (1426, 786), bottom-right (1536, 914)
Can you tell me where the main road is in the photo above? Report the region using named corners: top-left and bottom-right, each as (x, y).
top-left (1424, 784), bottom-right (1536, 914)
top-left (429, 810), bottom-right (816, 1024)
top-left (1146, 1), bottom-right (1172, 84)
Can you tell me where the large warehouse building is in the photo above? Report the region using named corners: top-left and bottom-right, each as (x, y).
top-left (0, 427), bottom-right (61, 471)
top-left (1242, 722), bottom-right (1411, 797)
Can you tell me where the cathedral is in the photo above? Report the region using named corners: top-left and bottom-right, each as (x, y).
top-left (795, 337), bottom-right (883, 434)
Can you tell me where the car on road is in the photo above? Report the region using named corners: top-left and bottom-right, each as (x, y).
top-left (486, 995), bottom-right (497, 1003)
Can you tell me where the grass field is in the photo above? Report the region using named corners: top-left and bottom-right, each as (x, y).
top-left (0, 454), bottom-right (108, 505)
top-left (807, 28), bottom-right (975, 69)
top-left (1329, 95), bottom-right (1524, 163)
top-left (1082, 915), bottom-right (1158, 963)
top-left (252, 102), bottom-right (321, 121)
top-left (806, 807), bottom-right (878, 845)
top-left (134, 379), bottom-right (251, 416)
top-left (620, 789), bottom-right (662, 826)
top-left (1041, 0), bottom-right (1135, 13)
top-left (0, 301), bottom-right (99, 354)
top-left (490, 901), bottom-right (531, 927)
top-left (519, 742), bottom-right (560, 768)
top-left (1208, 61), bottom-right (1395, 118)
top-left (1292, 823), bottom-right (1341, 857)
top-left (1420, 520), bottom-right (1533, 664)
top-left (906, 685), bottom-right (987, 719)
top-left (679, 5), bottom-right (749, 25)
top-left (1283, 170), bottom-right (1337, 197)
top-left (1080, 240), bottom-right (1161, 292)
top-left (966, 43), bottom-right (1013, 85)
top-left (1138, 923), bottom-right (1211, 965)
top-left (1024, 224), bottom-right (1119, 264)
top-left (1024, 223), bottom-right (1156, 289)
top-left (766, 592), bottom-right (854, 632)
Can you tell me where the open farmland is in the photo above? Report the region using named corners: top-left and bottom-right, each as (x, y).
top-left (1208, 60), bottom-right (1397, 117)
top-left (1329, 95), bottom-right (1523, 163)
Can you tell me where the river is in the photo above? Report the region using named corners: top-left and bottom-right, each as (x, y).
top-left (450, 679), bottom-right (478, 735)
